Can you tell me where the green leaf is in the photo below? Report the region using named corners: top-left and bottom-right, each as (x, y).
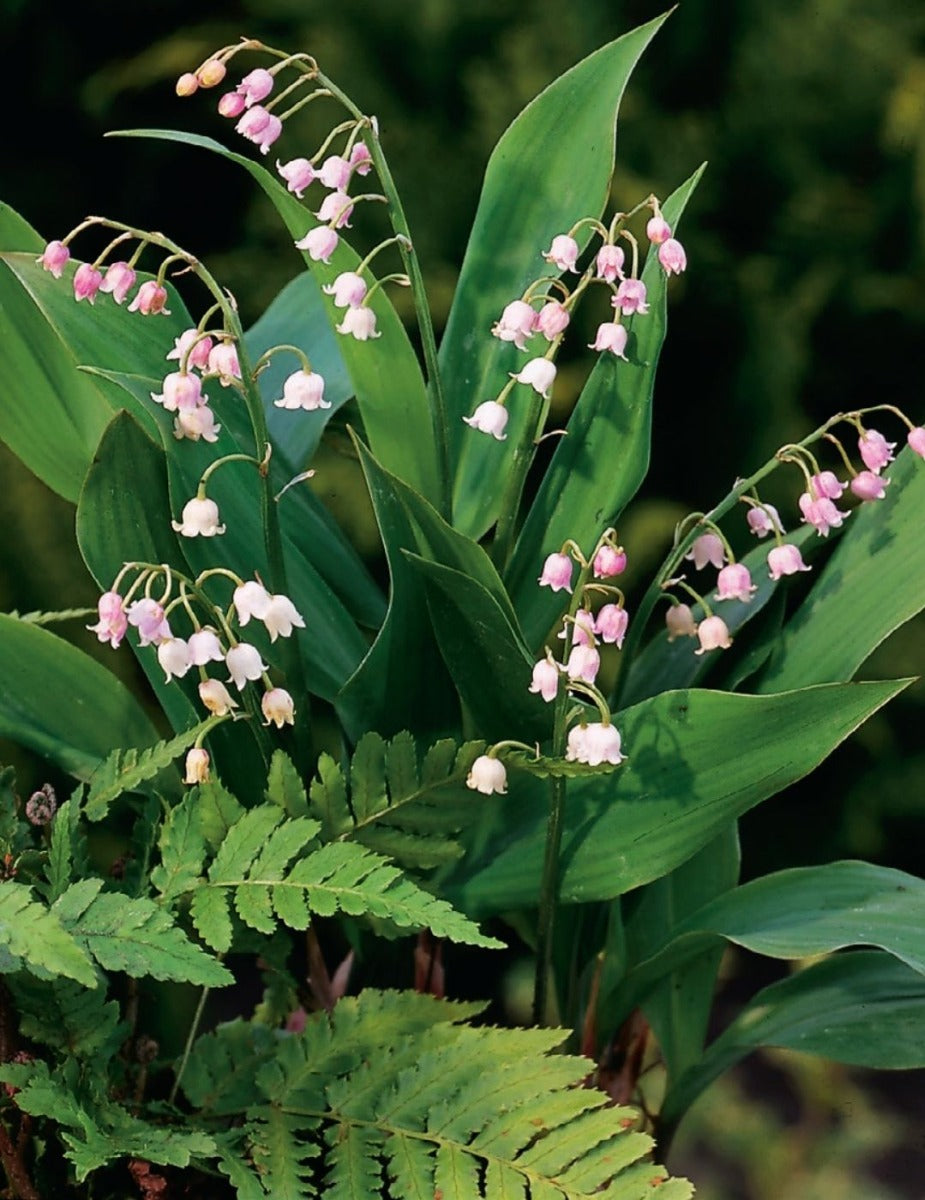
top-left (266, 750), bottom-right (309, 818)
top-left (407, 556), bottom-right (552, 744)
top-left (42, 794), bottom-right (91, 904)
top-left (85, 721), bottom-right (215, 821)
top-left (449, 680), bottom-right (909, 914)
top-left (0, 248), bottom-right (187, 500)
top-left (507, 165), bottom-right (706, 648)
top-left (662, 951), bottom-right (925, 1128)
top-left (0, 881), bottom-right (95, 986)
top-left (505, 751), bottom-right (622, 780)
top-left (441, 13), bottom-right (671, 537)
top-left (337, 439), bottom-right (458, 741)
top-left (8, 974), bottom-right (123, 1060)
top-left (114, 128), bottom-right (440, 506)
top-left (151, 792), bottom-right (206, 904)
top-left (54, 879), bottom-right (232, 986)
top-left (759, 445), bottom-right (925, 690)
top-left (0, 613), bottom-right (159, 782)
top-left (0, 201), bottom-right (44, 251)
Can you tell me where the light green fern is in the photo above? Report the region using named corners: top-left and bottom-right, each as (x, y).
top-left (180, 990), bottom-right (693, 1199)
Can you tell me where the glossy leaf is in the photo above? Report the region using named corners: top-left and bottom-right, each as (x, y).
top-left (662, 951), bottom-right (925, 1127)
top-left (114, 128), bottom-right (439, 506)
top-left (0, 249), bottom-right (187, 501)
top-left (0, 201), bottom-right (43, 251)
top-left (441, 13), bottom-right (670, 537)
top-left (448, 680), bottom-right (908, 914)
top-left (508, 166), bottom-right (706, 648)
top-left (758, 446), bottom-right (925, 690)
top-left (0, 614), bottom-right (159, 782)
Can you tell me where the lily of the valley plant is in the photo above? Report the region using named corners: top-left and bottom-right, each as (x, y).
top-left (1, 12), bottom-right (924, 1199)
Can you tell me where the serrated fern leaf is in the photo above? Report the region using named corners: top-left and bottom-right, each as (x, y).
top-left (267, 749), bottom-right (309, 816)
top-left (7, 974), bottom-right (123, 1060)
top-left (506, 750), bottom-right (622, 780)
top-left (85, 718), bottom-right (218, 820)
top-left (54, 880), bottom-right (232, 986)
top-left (248, 1108), bottom-right (321, 1197)
top-left (41, 793), bottom-right (90, 903)
top-left (235, 989), bottom-right (692, 1200)
top-left (151, 791), bottom-right (207, 903)
top-left (0, 880), bottom-right (95, 985)
top-left (309, 732), bottom-right (487, 872)
top-left (13, 606), bottom-right (96, 625)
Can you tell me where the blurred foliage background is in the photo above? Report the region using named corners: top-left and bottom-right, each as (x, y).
top-left (3, 0), bottom-right (925, 1194)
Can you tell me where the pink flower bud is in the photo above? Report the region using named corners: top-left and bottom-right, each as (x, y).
top-left (274, 369), bottom-right (330, 411)
top-left (858, 428), bottom-right (896, 473)
top-left (197, 59), bottom-right (226, 88)
top-left (157, 637), bottom-right (192, 682)
top-left (184, 748), bottom-right (211, 785)
top-left (799, 492), bottom-right (847, 537)
top-left (594, 603), bottom-right (629, 647)
top-left (646, 215), bottom-right (672, 244)
top-left (463, 400), bottom-right (508, 440)
top-left (98, 261), bottom-right (137, 304)
top-left (593, 545), bottom-right (627, 579)
top-left (73, 262), bottom-right (103, 303)
top-left (567, 643), bottom-right (601, 684)
top-left (207, 341), bottom-right (241, 385)
top-left (166, 329), bottom-right (213, 371)
top-left (171, 497), bottom-right (225, 538)
top-left (218, 91), bottom-right (247, 118)
top-left (37, 239), bottom-right (70, 278)
top-left (685, 532), bottom-right (726, 571)
top-left (746, 503), bottom-right (783, 538)
top-left (175, 73), bottom-right (199, 97)
top-left (187, 629), bottom-right (225, 666)
top-left (127, 599), bottom-right (171, 646)
top-left (566, 722), bottom-right (625, 766)
top-left (538, 552), bottom-right (573, 593)
top-left (694, 614), bottom-right (732, 655)
top-left (316, 190), bottom-right (354, 229)
top-left (850, 470), bottom-right (889, 501)
top-left (237, 68), bottom-right (274, 107)
top-left (336, 306), bottom-right (380, 341)
top-left (262, 687), bottom-right (295, 728)
top-left (715, 563), bottom-right (757, 602)
top-left (199, 678), bottom-right (238, 716)
top-left (613, 278), bottom-right (649, 316)
top-left (907, 427), bottom-right (925, 459)
top-left (529, 658), bottom-right (560, 703)
top-left (466, 755), bottom-right (507, 795)
top-left (25, 784), bottom-right (57, 826)
top-left (767, 543), bottom-right (812, 580)
top-left (262, 594), bottom-right (306, 642)
top-left (128, 280), bottom-right (170, 315)
top-left (535, 301), bottom-right (570, 341)
top-left (87, 591), bottom-right (128, 649)
top-left (295, 225), bottom-right (339, 263)
top-left (173, 405), bottom-right (221, 446)
top-left (233, 580), bottom-right (272, 625)
top-left (349, 141), bottom-right (373, 175)
top-left (595, 243), bottom-right (625, 282)
top-left (225, 643), bottom-right (268, 691)
top-left (658, 238), bottom-right (687, 275)
top-left (323, 271), bottom-right (367, 308)
top-left (589, 322), bottom-right (628, 359)
top-left (277, 157), bottom-right (315, 198)
top-left (491, 300), bottom-right (537, 350)
top-left (151, 371), bottom-right (204, 412)
top-left (318, 154), bottom-right (353, 190)
top-left (811, 471), bottom-right (846, 500)
top-left (236, 106), bottom-right (281, 154)
top-left (543, 234), bottom-right (580, 273)
top-left (666, 603), bottom-right (698, 641)
top-left (513, 357), bottom-right (556, 398)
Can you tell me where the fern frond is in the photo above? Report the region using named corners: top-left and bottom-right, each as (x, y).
top-left (7, 974), bottom-right (123, 1061)
top-left (85, 718), bottom-right (219, 820)
top-left (267, 749), bottom-right (309, 817)
top-left (225, 990), bottom-right (692, 1200)
top-left (0, 880), bottom-right (95, 986)
top-left (12, 607), bottom-right (96, 625)
top-left (308, 733), bottom-right (486, 872)
top-left (53, 878), bottom-right (232, 986)
top-left (40, 792), bottom-right (90, 903)
top-left (151, 791), bottom-right (207, 904)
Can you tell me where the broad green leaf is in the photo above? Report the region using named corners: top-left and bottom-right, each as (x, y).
top-left (621, 860), bottom-right (925, 1013)
top-left (618, 825), bottom-right (740, 1083)
top-left (441, 13), bottom-right (670, 537)
top-left (114, 128), bottom-right (439, 506)
top-left (0, 249), bottom-right (187, 500)
top-left (759, 445), bottom-right (925, 690)
top-left (407, 556), bottom-right (553, 745)
top-left (507, 165), bottom-right (706, 647)
top-left (448, 680), bottom-right (908, 914)
top-left (0, 614), bottom-right (158, 781)
top-left (0, 201), bottom-right (43, 251)
top-left (337, 441), bottom-right (458, 742)
top-left (243, 271), bottom-right (353, 471)
top-left (662, 951), bottom-right (925, 1128)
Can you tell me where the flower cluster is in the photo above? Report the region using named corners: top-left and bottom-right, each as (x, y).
top-left (465, 199), bottom-right (687, 436)
top-left (87, 566), bottom-right (303, 740)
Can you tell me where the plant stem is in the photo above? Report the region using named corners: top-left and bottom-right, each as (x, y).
top-left (169, 985), bottom-right (210, 1107)
top-left (533, 691), bottom-right (569, 1026)
top-left (493, 389), bottom-right (548, 572)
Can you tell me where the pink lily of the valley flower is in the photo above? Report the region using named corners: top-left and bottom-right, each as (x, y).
top-left (529, 657), bottom-right (560, 703)
top-left (465, 755), bottom-right (507, 795)
top-left (566, 644), bottom-right (601, 685)
top-left (87, 591), bottom-right (128, 649)
top-left (336, 306), bottom-right (379, 340)
top-left (350, 142), bottom-right (373, 175)
top-left (646, 215), bottom-right (672, 244)
top-left (538, 552), bottom-right (573, 593)
top-left (566, 722), bottom-right (625, 766)
top-left (666, 603), bottom-right (698, 641)
top-left (715, 563), bottom-right (757, 603)
top-left (694, 614), bottom-right (732, 655)
top-left (746, 503), bottom-right (784, 538)
top-left (589, 322), bottom-right (628, 359)
top-left (850, 470), bottom-right (889, 501)
top-left (685, 532), bottom-right (726, 571)
top-left (513, 357), bottom-right (556, 398)
top-left (274, 369), bottom-right (330, 411)
top-left (262, 687), bottom-right (295, 728)
top-left (324, 271), bottom-right (367, 308)
top-left (99, 261), bottom-right (137, 304)
top-left (277, 157), bottom-right (315, 198)
top-left (233, 580), bottom-right (272, 624)
top-left (218, 91), bottom-right (246, 118)
top-left (543, 234), bottom-right (580, 273)
top-left (535, 301), bottom-right (570, 341)
top-left (207, 341), bottom-right (241, 386)
top-left (658, 238), bottom-right (687, 274)
top-left (318, 154), bottom-right (353, 190)
top-left (128, 280), bottom-right (170, 315)
top-left (492, 300), bottom-right (537, 350)
top-left (262, 594), bottom-right (306, 642)
top-left (858, 428), bottom-right (896, 473)
top-left (37, 240), bottom-right (70, 278)
top-left (295, 226), bottom-right (339, 263)
top-left (463, 400), bottom-right (508, 440)
top-left (186, 629), bottom-right (225, 666)
top-left (225, 643), bottom-right (268, 691)
top-left (157, 637), bottom-right (192, 682)
top-left (73, 263), bottom-right (103, 304)
top-left (594, 604), bottom-right (629, 647)
top-left (172, 497), bottom-right (225, 538)
top-left (166, 329), bottom-right (213, 371)
top-left (595, 243), bottom-right (625, 282)
top-left (316, 190), bottom-right (354, 229)
top-left (151, 372), bottom-right (205, 412)
top-left (612, 278), bottom-right (649, 316)
top-left (173, 406), bottom-right (221, 443)
top-left (767, 543), bottom-right (812, 580)
top-left (236, 68), bottom-right (274, 107)
top-left (127, 599), bottom-right (171, 646)
top-left (798, 492), bottom-right (848, 537)
top-left (810, 470), bottom-right (846, 500)
top-left (184, 747), bottom-right (211, 785)
top-left (593, 545), bottom-right (626, 579)
top-left (198, 678), bottom-right (239, 716)
top-left (907, 427), bottom-right (925, 458)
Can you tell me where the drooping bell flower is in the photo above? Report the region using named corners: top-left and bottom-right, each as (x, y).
top-left (463, 400), bottom-right (508, 440)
